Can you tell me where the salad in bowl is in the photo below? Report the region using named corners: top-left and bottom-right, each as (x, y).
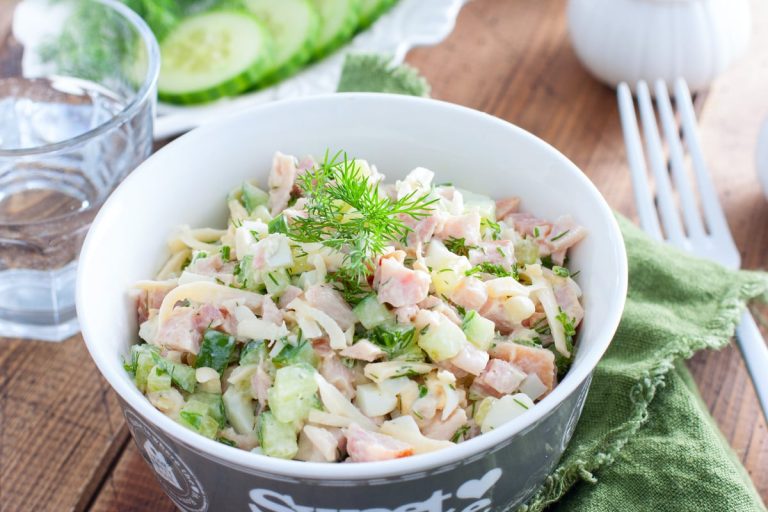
top-left (126, 150), bottom-right (586, 463)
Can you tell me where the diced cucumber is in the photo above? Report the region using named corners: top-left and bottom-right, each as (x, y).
top-left (258, 411), bottom-right (299, 459)
top-left (187, 392), bottom-right (227, 429)
top-left (417, 316), bottom-right (466, 362)
top-left (158, 10), bottom-right (272, 104)
top-left (462, 310), bottom-right (496, 351)
top-left (241, 182), bottom-right (269, 214)
top-left (179, 395), bottom-right (224, 439)
top-left (244, 0), bottom-right (321, 83)
top-left (267, 364), bottom-right (318, 423)
top-left (147, 366), bottom-right (172, 393)
top-left (353, 295), bottom-right (393, 329)
top-left (179, 410), bottom-right (220, 438)
top-left (358, 0), bottom-right (397, 29)
top-left (223, 385), bottom-right (256, 434)
top-left (312, 0), bottom-right (360, 58)
top-left (264, 268), bottom-right (291, 296)
top-left (157, 357), bottom-right (197, 394)
top-left (240, 340), bottom-right (268, 365)
top-left (514, 239), bottom-right (540, 265)
top-left (132, 345), bottom-right (157, 393)
top-left (272, 339), bottom-right (318, 368)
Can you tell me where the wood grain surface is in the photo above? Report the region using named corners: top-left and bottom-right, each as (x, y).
top-left (1, 0), bottom-right (766, 510)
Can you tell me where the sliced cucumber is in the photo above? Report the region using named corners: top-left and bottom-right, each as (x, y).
top-left (244, 0), bottom-right (321, 83)
top-left (312, 0), bottom-right (361, 58)
top-left (158, 10), bottom-right (272, 104)
top-left (358, 0), bottom-right (397, 29)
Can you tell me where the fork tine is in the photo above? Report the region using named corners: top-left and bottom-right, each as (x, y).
top-left (635, 81), bottom-right (687, 247)
top-left (674, 79), bottom-right (735, 243)
top-left (617, 82), bottom-right (663, 240)
top-left (654, 80), bottom-right (707, 241)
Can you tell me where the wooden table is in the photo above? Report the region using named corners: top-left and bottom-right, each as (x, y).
top-left (2, 1), bottom-right (767, 510)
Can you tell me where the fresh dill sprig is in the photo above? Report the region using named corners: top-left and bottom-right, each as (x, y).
top-left (288, 150), bottom-right (436, 280)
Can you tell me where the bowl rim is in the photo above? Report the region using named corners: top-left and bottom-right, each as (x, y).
top-left (77, 93), bottom-right (628, 480)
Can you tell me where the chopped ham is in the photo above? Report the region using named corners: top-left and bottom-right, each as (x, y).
top-left (417, 296), bottom-right (462, 325)
top-left (340, 340), bottom-right (385, 362)
top-left (449, 343), bottom-right (489, 376)
top-left (376, 257), bottom-right (430, 307)
top-left (192, 303), bottom-right (226, 331)
top-left (394, 305), bottom-right (419, 324)
top-left (422, 408), bottom-right (468, 441)
top-left (490, 342), bottom-right (556, 392)
top-left (450, 277), bottom-right (488, 311)
top-left (505, 213), bottom-right (551, 238)
top-left (468, 240), bottom-right (516, 271)
top-left (135, 281), bottom-right (176, 324)
top-left (509, 214), bottom-right (586, 266)
top-left (261, 295), bottom-right (283, 326)
top-left (278, 285), bottom-right (303, 309)
top-left (267, 152), bottom-right (299, 215)
top-left (495, 197), bottom-right (521, 219)
top-left (433, 301), bottom-right (462, 326)
top-left (435, 212), bottom-right (481, 245)
top-left (344, 424), bottom-right (413, 462)
top-left (542, 216), bottom-right (587, 265)
top-left (186, 253), bottom-right (224, 276)
top-left (305, 284), bottom-right (357, 331)
top-left (552, 275), bottom-right (584, 326)
top-left (435, 360), bottom-right (469, 380)
top-left (155, 307), bottom-right (202, 353)
top-left (479, 297), bottom-right (517, 334)
top-left (472, 359), bottom-right (526, 397)
top-left (401, 212), bottom-right (443, 246)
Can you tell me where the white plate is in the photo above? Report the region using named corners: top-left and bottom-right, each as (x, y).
top-left (154, 0), bottom-right (470, 139)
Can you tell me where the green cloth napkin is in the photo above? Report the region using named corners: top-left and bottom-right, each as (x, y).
top-left (339, 56), bottom-right (768, 511)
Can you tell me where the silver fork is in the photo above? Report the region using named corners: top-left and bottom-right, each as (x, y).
top-left (617, 78), bottom-right (768, 423)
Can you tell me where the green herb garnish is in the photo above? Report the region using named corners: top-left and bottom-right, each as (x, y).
top-left (268, 214), bottom-right (289, 234)
top-left (418, 384), bottom-right (428, 398)
top-left (465, 262), bottom-right (519, 280)
top-left (326, 268), bottom-right (373, 306)
top-left (550, 230), bottom-right (570, 242)
top-left (219, 245), bottom-right (231, 262)
top-left (287, 150), bottom-right (436, 281)
top-left (513, 398), bottom-right (530, 410)
top-left (445, 237), bottom-right (477, 257)
top-left (196, 330), bottom-right (236, 374)
top-left (369, 324), bottom-right (424, 361)
top-left (461, 310), bottom-right (477, 331)
top-left (451, 425), bottom-right (470, 442)
top-left (480, 218), bottom-right (501, 240)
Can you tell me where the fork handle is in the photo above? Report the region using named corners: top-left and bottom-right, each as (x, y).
top-left (735, 312), bottom-right (768, 424)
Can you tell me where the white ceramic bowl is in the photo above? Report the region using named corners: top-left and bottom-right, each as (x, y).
top-left (77, 94), bottom-right (627, 512)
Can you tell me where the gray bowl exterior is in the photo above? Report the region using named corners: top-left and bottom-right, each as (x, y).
top-left (120, 374), bottom-right (591, 512)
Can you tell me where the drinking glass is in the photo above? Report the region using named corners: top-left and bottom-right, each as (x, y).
top-left (0, 0), bottom-right (160, 341)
